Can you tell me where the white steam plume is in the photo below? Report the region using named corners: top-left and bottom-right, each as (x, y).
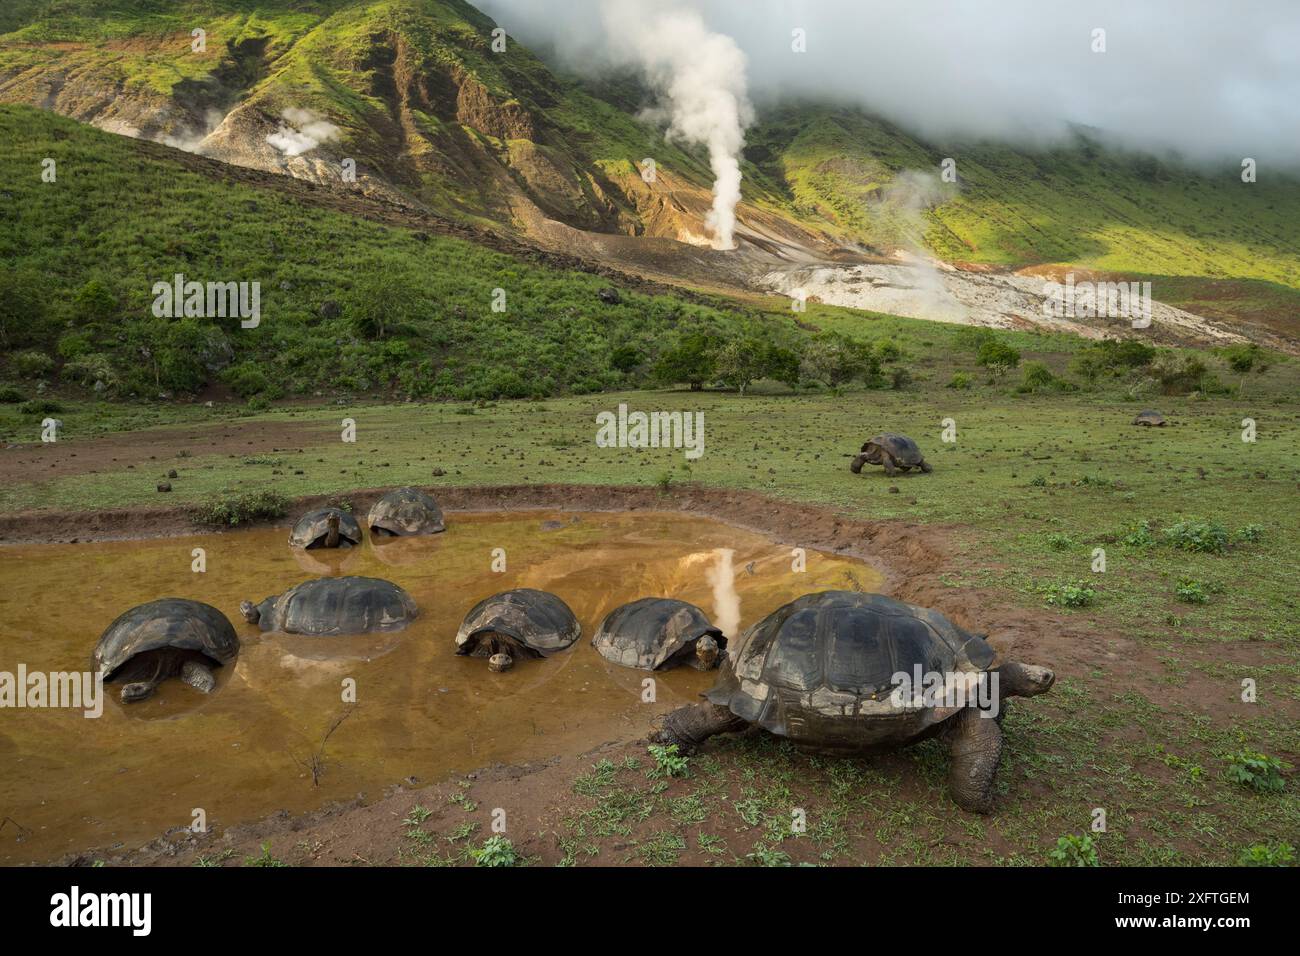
top-left (599, 0), bottom-right (753, 250)
top-left (266, 107), bottom-right (341, 157)
top-left (704, 547), bottom-right (740, 638)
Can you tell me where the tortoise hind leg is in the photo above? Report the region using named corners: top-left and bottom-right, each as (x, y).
top-left (880, 451), bottom-right (898, 477)
top-left (945, 707), bottom-right (1003, 813)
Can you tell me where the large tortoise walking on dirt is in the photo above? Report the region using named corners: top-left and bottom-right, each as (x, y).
top-left (455, 588), bottom-right (581, 673)
top-left (850, 433), bottom-right (932, 476)
top-left (654, 591), bottom-right (1054, 812)
top-left (241, 576), bottom-right (418, 635)
top-left (94, 598), bottom-right (240, 702)
top-left (592, 598), bottom-right (724, 671)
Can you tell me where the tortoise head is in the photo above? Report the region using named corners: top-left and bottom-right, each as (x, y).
top-left (488, 652), bottom-right (513, 673)
top-left (996, 661), bottom-right (1055, 698)
top-left (239, 600), bottom-right (260, 624)
top-left (694, 635), bottom-right (720, 669)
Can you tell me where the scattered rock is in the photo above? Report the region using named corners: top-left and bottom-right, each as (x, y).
top-left (156, 482), bottom-right (172, 493)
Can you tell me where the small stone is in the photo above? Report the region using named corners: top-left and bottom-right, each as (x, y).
top-left (157, 482), bottom-right (172, 492)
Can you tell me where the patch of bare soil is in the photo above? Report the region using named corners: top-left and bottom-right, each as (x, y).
top-left (0, 419), bottom-right (331, 485)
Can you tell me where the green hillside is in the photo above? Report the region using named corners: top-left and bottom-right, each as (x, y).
top-left (0, 104), bottom-right (789, 401)
top-left (4, 0), bottom-right (1298, 340)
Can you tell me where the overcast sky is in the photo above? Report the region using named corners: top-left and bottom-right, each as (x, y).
top-left (478, 0), bottom-right (1300, 166)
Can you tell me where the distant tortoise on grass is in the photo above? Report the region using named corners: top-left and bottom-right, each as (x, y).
top-left (850, 433), bottom-right (932, 476)
top-left (368, 487), bottom-right (445, 536)
top-left (1132, 409), bottom-right (1167, 427)
top-left (241, 576), bottom-right (418, 635)
top-left (593, 598), bottom-right (725, 671)
top-left (94, 599), bottom-right (239, 703)
top-left (289, 507), bottom-right (362, 549)
top-left (455, 588), bottom-right (580, 673)
top-left (653, 591), bottom-right (1054, 812)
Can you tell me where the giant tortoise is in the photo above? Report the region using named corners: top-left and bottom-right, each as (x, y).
top-left (592, 598), bottom-right (724, 671)
top-left (1132, 409), bottom-right (1167, 427)
top-left (368, 487), bottom-right (445, 536)
top-left (455, 588), bottom-right (580, 673)
top-left (94, 598), bottom-right (239, 702)
top-left (654, 590), bottom-right (1054, 812)
top-left (850, 433), bottom-right (932, 476)
top-left (240, 576), bottom-right (417, 635)
top-left (289, 507), bottom-right (363, 549)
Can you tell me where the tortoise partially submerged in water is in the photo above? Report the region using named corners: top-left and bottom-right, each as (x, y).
top-left (593, 598), bottom-right (724, 671)
top-left (1132, 409), bottom-right (1167, 427)
top-left (654, 591), bottom-right (1054, 812)
top-left (455, 588), bottom-right (580, 673)
top-left (850, 433), bottom-right (932, 476)
top-left (240, 576), bottom-right (417, 635)
top-left (289, 507), bottom-right (362, 549)
top-left (368, 487), bottom-right (445, 536)
top-left (94, 599), bottom-right (239, 703)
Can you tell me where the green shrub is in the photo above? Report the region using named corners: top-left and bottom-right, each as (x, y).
top-left (1162, 519), bottom-right (1229, 555)
top-left (1045, 532), bottom-right (1075, 551)
top-left (1047, 834), bottom-right (1100, 867)
top-left (0, 267), bottom-right (48, 348)
top-left (1225, 751), bottom-right (1286, 794)
top-left (652, 332), bottom-right (719, 391)
top-left (0, 385), bottom-right (26, 403)
top-left (470, 835), bottom-right (519, 867)
top-left (976, 339), bottom-right (1021, 376)
top-left (1234, 524), bottom-right (1264, 543)
top-left (1150, 352), bottom-right (1210, 394)
top-left (1238, 842), bottom-right (1295, 866)
top-left (222, 362), bottom-right (271, 398)
top-left (19, 398), bottom-right (63, 414)
top-left (56, 333), bottom-right (94, 360)
top-left (191, 490), bottom-right (289, 527)
top-left (12, 350), bottom-right (54, 379)
top-left (73, 278), bottom-right (119, 325)
top-left (1017, 361), bottom-right (1058, 393)
top-left (62, 352), bottom-right (117, 389)
top-left (1044, 580), bottom-right (1096, 608)
top-left (1175, 579), bottom-right (1209, 604)
top-left (1121, 519), bottom-right (1156, 547)
top-left (1070, 338), bottom-right (1156, 382)
top-left (946, 371), bottom-right (972, 389)
top-left (647, 743), bottom-right (689, 779)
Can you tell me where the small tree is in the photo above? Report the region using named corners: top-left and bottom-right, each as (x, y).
top-left (713, 338), bottom-right (765, 395)
top-left (800, 332), bottom-right (878, 389)
top-left (976, 339), bottom-right (1021, 379)
top-left (1220, 343), bottom-right (1266, 396)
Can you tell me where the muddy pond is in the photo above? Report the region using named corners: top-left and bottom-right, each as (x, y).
top-left (0, 510), bottom-right (881, 863)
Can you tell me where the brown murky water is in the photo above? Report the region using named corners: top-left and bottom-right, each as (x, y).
top-left (0, 510), bottom-right (880, 863)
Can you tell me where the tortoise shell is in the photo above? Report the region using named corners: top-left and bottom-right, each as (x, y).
top-left (368, 487), bottom-right (446, 536)
top-left (1132, 410), bottom-right (1166, 426)
top-left (250, 576), bottom-right (417, 635)
top-left (455, 588), bottom-right (580, 659)
top-left (705, 591), bottom-right (995, 751)
top-left (94, 598), bottom-right (239, 679)
top-left (592, 598), bottom-right (724, 670)
top-left (861, 433), bottom-right (924, 465)
top-left (288, 508), bottom-right (363, 549)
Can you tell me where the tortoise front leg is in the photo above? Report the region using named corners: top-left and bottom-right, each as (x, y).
top-left (652, 703), bottom-right (746, 752)
top-left (880, 451), bottom-right (898, 476)
top-left (946, 707), bottom-right (1003, 813)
